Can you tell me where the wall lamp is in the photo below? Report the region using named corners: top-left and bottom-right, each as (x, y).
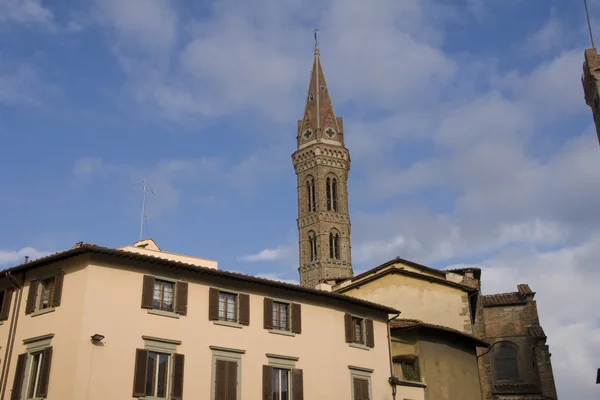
top-left (90, 334), bottom-right (105, 342)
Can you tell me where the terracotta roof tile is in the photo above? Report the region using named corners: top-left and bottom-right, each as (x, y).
top-left (493, 383), bottom-right (541, 394)
top-left (390, 318), bottom-right (488, 348)
top-left (482, 292), bottom-right (527, 307)
top-left (528, 325), bottom-right (546, 339)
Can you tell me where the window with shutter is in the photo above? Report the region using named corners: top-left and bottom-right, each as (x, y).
top-left (266, 299), bottom-right (301, 334)
top-left (0, 288), bottom-right (13, 321)
top-left (351, 377), bottom-right (371, 400)
top-left (135, 337), bottom-right (184, 399)
top-left (142, 275), bottom-right (188, 317)
top-left (211, 346), bottom-right (244, 400)
top-left (25, 271), bottom-right (65, 316)
top-left (209, 288), bottom-right (249, 326)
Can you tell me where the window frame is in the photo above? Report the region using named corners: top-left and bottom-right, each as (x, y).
top-left (307, 231), bottom-right (317, 263)
top-left (141, 336), bottom-right (181, 400)
top-left (265, 298), bottom-right (301, 337)
top-left (27, 271), bottom-right (64, 317)
top-left (152, 278), bottom-right (175, 313)
top-left (267, 354), bottom-right (299, 400)
top-left (492, 341), bottom-right (521, 383)
top-left (218, 291), bottom-right (238, 323)
top-left (210, 346), bottom-right (244, 400)
top-left (349, 366), bottom-right (373, 400)
top-left (19, 334), bottom-right (54, 400)
top-left (351, 316), bottom-right (365, 345)
top-left (144, 275), bottom-right (187, 319)
top-left (211, 287), bottom-right (248, 328)
top-left (272, 301), bottom-right (290, 332)
top-left (329, 231), bottom-right (340, 260)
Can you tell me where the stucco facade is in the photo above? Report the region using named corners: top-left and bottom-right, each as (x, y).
top-left (0, 243), bottom-right (404, 400)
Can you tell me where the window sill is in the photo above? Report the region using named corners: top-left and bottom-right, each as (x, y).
top-left (268, 329), bottom-right (295, 337)
top-left (147, 309), bottom-right (180, 319)
top-left (395, 379), bottom-right (427, 388)
top-left (31, 307), bottom-right (56, 317)
top-left (213, 320), bottom-right (243, 329)
top-left (349, 343), bottom-right (370, 351)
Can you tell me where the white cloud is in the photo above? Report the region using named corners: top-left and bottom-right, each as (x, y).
top-left (519, 16), bottom-right (567, 56)
top-left (254, 272), bottom-right (299, 285)
top-left (0, 247), bottom-right (49, 266)
top-left (0, 0), bottom-right (55, 29)
top-left (0, 62), bottom-right (56, 106)
top-left (238, 246), bottom-right (292, 262)
top-left (73, 156), bottom-right (103, 176)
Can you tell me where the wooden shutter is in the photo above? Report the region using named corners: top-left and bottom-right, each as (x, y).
top-left (361, 378), bottom-right (370, 400)
top-left (365, 319), bottom-right (375, 348)
top-left (10, 353), bottom-right (27, 400)
top-left (175, 282), bottom-right (188, 315)
top-left (239, 293), bottom-right (250, 325)
top-left (209, 287), bottom-right (219, 320)
top-left (37, 346), bottom-right (53, 397)
top-left (0, 288), bottom-right (13, 321)
top-left (263, 298), bottom-right (273, 329)
top-left (132, 349), bottom-right (149, 397)
top-left (141, 275), bottom-right (155, 309)
top-left (215, 360), bottom-right (227, 400)
top-left (52, 270), bottom-right (64, 307)
top-left (25, 280), bottom-right (39, 314)
top-left (291, 303), bottom-right (302, 334)
top-left (353, 378), bottom-right (369, 400)
top-left (262, 365), bottom-right (273, 400)
top-left (227, 360), bottom-right (237, 400)
top-left (172, 353), bottom-right (185, 400)
top-left (292, 368), bottom-right (304, 400)
top-left (344, 313), bottom-right (352, 342)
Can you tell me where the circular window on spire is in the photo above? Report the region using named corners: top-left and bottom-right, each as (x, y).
top-left (303, 129), bottom-right (314, 140)
top-left (309, 92), bottom-right (314, 102)
top-left (320, 82), bottom-right (326, 91)
top-left (325, 127), bottom-right (336, 138)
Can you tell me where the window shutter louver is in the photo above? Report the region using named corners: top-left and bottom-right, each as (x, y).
top-left (25, 280), bottom-right (38, 314)
top-left (263, 298), bottom-right (273, 329)
top-left (175, 282), bottom-right (188, 315)
top-left (172, 353), bottom-right (185, 400)
top-left (215, 360), bottom-right (227, 400)
top-left (141, 275), bottom-right (155, 309)
top-left (262, 365), bottom-right (273, 400)
top-left (209, 287), bottom-right (219, 320)
top-left (239, 293), bottom-right (250, 326)
top-left (10, 353), bottom-right (27, 400)
top-left (344, 313), bottom-right (352, 342)
top-left (132, 349), bottom-right (149, 397)
top-left (0, 288), bottom-right (13, 321)
top-left (365, 319), bottom-right (375, 348)
top-left (353, 378), bottom-right (362, 400)
top-left (292, 368), bottom-right (304, 400)
top-left (291, 303), bottom-right (302, 334)
top-left (361, 379), bottom-right (370, 400)
top-left (227, 360), bottom-right (238, 400)
top-left (37, 346), bottom-right (53, 397)
top-left (52, 270), bottom-right (64, 307)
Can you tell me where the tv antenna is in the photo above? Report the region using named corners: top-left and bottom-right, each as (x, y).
top-left (139, 180), bottom-right (155, 241)
top-left (584, 0), bottom-right (596, 48)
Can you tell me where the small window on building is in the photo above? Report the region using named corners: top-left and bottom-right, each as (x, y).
top-left (141, 275), bottom-right (188, 316)
top-left (393, 356), bottom-right (420, 382)
top-left (26, 351), bottom-right (44, 398)
top-left (25, 272), bottom-right (64, 316)
top-left (11, 336), bottom-right (54, 400)
top-left (208, 288), bottom-right (250, 326)
top-left (329, 231), bottom-right (340, 260)
top-left (153, 279), bottom-right (174, 312)
top-left (132, 340), bottom-right (184, 400)
top-left (344, 314), bottom-right (374, 348)
top-left (145, 351), bottom-right (170, 397)
top-left (352, 377), bottom-right (370, 400)
top-left (308, 231), bottom-right (317, 262)
top-left (273, 301), bottom-right (289, 331)
top-left (273, 367), bottom-right (290, 399)
top-left (262, 364), bottom-right (303, 400)
top-left (493, 341), bottom-right (520, 382)
top-left (219, 292), bottom-right (238, 322)
top-left (352, 317), bottom-right (363, 343)
top-left (264, 299), bottom-right (302, 334)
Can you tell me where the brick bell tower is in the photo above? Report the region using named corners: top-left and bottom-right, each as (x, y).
top-left (582, 47), bottom-right (600, 144)
top-left (292, 42), bottom-right (354, 288)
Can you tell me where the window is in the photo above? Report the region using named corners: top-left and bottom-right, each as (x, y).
top-left (264, 299), bottom-right (302, 334)
top-left (392, 356), bottom-right (420, 382)
top-left (219, 292), bottom-right (237, 322)
top-left (141, 275), bottom-right (188, 317)
top-left (326, 177), bottom-right (338, 211)
top-left (306, 177), bottom-right (316, 212)
top-left (344, 314), bottom-right (375, 348)
top-left (153, 279), bottom-right (174, 312)
top-left (272, 368), bottom-right (290, 400)
top-left (210, 346), bottom-right (244, 400)
top-left (25, 272), bottom-right (64, 316)
top-left (0, 288), bottom-right (13, 321)
top-left (262, 357), bottom-right (303, 400)
top-left (493, 342), bottom-right (519, 382)
top-left (349, 366), bottom-right (373, 400)
top-left (272, 302), bottom-right (289, 331)
top-left (308, 231), bottom-right (317, 262)
top-left (11, 334), bottom-right (54, 400)
top-left (329, 232), bottom-right (340, 260)
top-left (209, 288), bottom-right (250, 326)
top-left (133, 337), bottom-right (184, 399)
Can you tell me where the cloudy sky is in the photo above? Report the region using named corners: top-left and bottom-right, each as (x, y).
top-left (1, 0), bottom-right (599, 397)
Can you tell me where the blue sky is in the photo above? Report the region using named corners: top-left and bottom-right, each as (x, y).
top-left (1, 0), bottom-right (600, 397)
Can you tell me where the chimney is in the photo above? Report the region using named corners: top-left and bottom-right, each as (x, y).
top-left (24, 256), bottom-right (29, 263)
top-left (315, 282), bottom-right (333, 292)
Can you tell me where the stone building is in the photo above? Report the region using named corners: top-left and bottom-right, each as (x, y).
top-left (292, 44), bottom-right (558, 399)
top-left (582, 47), bottom-right (600, 143)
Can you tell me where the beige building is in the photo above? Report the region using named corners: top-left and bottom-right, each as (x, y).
top-left (0, 240), bottom-right (406, 400)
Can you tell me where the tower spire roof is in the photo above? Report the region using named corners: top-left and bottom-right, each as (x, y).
top-left (297, 40), bottom-right (343, 147)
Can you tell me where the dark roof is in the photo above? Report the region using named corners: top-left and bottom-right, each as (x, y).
top-left (2, 243), bottom-right (399, 314)
top-left (336, 262), bottom-right (476, 294)
top-left (390, 318), bottom-right (489, 348)
top-left (493, 383), bottom-right (541, 394)
top-left (444, 267), bottom-right (482, 280)
top-left (482, 285), bottom-right (535, 307)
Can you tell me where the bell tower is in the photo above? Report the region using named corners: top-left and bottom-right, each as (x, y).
top-left (292, 42), bottom-right (353, 288)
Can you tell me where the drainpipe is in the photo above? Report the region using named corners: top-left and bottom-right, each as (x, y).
top-left (0, 271), bottom-right (24, 398)
top-left (387, 311), bottom-right (401, 400)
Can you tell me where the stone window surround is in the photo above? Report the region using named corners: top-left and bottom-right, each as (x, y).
top-left (266, 353), bottom-right (299, 369)
top-left (267, 296), bottom-right (296, 337)
top-left (146, 274), bottom-right (180, 320)
top-left (31, 274), bottom-right (58, 318)
top-left (20, 334), bottom-right (54, 400)
top-left (140, 336), bottom-right (181, 400)
top-left (349, 365), bottom-right (373, 400)
top-left (212, 287), bottom-right (248, 329)
top-left (347, 313), bottom-right (370, 351)
top-left (210, 346), bottom-right (245, 400)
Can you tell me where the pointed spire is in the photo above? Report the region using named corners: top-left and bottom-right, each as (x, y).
top-left (297, 38), bottom-right (343, 147)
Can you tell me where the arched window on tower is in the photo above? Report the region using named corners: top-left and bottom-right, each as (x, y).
top-left (493, 342), bottom-right (520, 382)
top-left (329, 231), bottom-right (340, 260)
top-left (306, 177), bottom-right (316, 212)
top-left (308, 231), bottom-right (317, 262)
top-left (326, 176), bottom-right (338, 211)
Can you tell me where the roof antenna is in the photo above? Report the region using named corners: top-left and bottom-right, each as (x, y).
top-left (139, 179), bottom-right (155, 241)
top-left (585, 0), bottom-right (596, 48)
top-left (313, 29), bottom-right (319, 46)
